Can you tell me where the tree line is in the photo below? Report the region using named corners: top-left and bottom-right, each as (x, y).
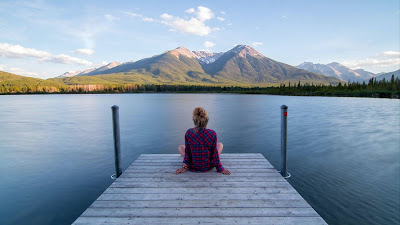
top-left (1, 75), bottom-right (399, 98)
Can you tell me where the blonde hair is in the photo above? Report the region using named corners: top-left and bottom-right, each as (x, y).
top-left (193, 107), bottom-right (209, 129)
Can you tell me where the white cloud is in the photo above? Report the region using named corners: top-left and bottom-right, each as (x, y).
top-left (342, 58), bottom-right (399, 68)
top-left (185, 8), bottom-right (195, 14)
top-left (252, 42), bottom-right (263, 47)
top-left (281, 15), bottom-right (287, 19)
top-left (227, 23), bottom-right (232, 26)
top-left (0, 43), bottom-right (92, 66)
top-left (341, 51), bottom-right (400, 69)
top-left (196, 6), bottom-right (214, 21)
top-left (75, 48), bottom-right (94, 55)
top-left (0, 43), bottom-right (51, 58)
top-left (379, 51), bottom-right (400, 58)
top-left (204, 41), bottom-right (216, 48)
top-left (220, 11), bottom-right (226, 15)
top-left (160, 13), bottom-right (173, 20)
top-left (0, 65), bottom-right (39, 77)
top-left (217, 17), bottom-right (225, 21)
top-left (105, 14), bottom-right (120, 21)
top-left (125, 12), bottom-right (142, 18)
top-left (142, 17), bottom-right (154, 22)
top-left (159, 6), bottom-right (217, 36)
top-left (7, 67), bottom-right (39, 77)
top-left (45, 54), bottom-right (92, 65)
top-left (125, 11), bottom-right (155, 22)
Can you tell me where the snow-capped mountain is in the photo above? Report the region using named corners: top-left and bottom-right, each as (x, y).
top-left (192, 51), bottom-right (224, 64)
top-left (55, 45), bottom-right (340, 85)
top-left (297, 62), bottom-right (374, 82)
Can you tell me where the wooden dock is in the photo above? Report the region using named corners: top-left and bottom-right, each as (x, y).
top-left (73, 153), bottom-right (327, 224)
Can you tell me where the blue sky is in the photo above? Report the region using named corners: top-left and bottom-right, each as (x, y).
top-left (0, 0), bottom-right (399, 78)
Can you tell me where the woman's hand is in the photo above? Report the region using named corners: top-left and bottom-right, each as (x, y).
top-left (174, 168), bottom-right (187, 174)
top-left (219, 169), bottom-right (231, 175)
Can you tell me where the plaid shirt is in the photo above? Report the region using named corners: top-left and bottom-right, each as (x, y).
top-left (183, 128), bottom-right (224, 172)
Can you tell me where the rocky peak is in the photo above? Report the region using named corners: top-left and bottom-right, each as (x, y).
top-left (57, 70), bottom-right (82, 78)
top-left (229, 45), bottom-right (264, 58)
top-left (105, 62), bottom-right (121, 68)
top-left (168, 46), bottom-right (197, 59)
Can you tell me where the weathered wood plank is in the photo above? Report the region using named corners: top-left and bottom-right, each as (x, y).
top-left (73, 216), bottom-right (326, 225)
top-left (73, 154), bottom-right (327, 225)
top-left (127, 164), bottom-right (275, 169)
top-left (97, 193), bottom-right (304, 201)
top-left (110, 181), bottom-right (291, 188)
top-left (134, 158), bottom-right (269, 163)
top-left (103, 187), bottom-right (298, 194)
top-left (120, 172), bottom-right (281, 178)
top-left (139, 153), bottom-right (264, 158)
top-left (89, 199), bottom-right (310, 208)
top-left (123, 168), bottom-right (278, 173)
top-left (81, 207), bottom-right (320, 217)
top-left (131, 161), bottom-right (272, 166)
top-left (115, 176), bottom-right (284, 182)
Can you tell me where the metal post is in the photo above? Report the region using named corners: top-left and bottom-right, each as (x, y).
top-left (280, 105), bottom-right (290, 178)
top-left (111, 105), bottom-right (122, 178)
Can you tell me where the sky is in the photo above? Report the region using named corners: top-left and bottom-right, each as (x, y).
top-left (0, 0), bottom-right (399, 79)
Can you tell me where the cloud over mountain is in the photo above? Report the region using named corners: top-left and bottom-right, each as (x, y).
top-left (341, 51), bottom-right (400, 71)
top-left (160, 6), bottom-right (217, 36)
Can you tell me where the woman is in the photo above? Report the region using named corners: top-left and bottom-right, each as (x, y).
top-left (175, 107), bottom-right (231, 175)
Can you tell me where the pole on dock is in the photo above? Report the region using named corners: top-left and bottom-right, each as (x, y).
top-left (280, 105), bottom-right (290, 178)
top-left (111, 105), bottom-right (122, 179)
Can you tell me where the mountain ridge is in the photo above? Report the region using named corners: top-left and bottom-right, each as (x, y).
top-left (57, 45), bottom-right (339, 85)
top-left (297, 62), bottom-right (375, 82)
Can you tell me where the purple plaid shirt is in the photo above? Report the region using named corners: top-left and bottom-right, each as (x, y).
top-left (183, 128), bottom-right (224, 172)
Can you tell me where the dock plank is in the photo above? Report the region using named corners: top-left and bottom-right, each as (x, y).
top-left (74, 216), bottom-right (326, 225)
top-left (89, 199), bottom-right (310, 208)
top-left (72, 154), bottom-right (326, 224)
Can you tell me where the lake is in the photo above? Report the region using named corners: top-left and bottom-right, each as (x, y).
top-left (0, 94), bottom-right (399, 225)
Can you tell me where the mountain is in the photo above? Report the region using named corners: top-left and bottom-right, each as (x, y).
top-left (95, 47), bottom-right (218, 83)
top-left (78, 62), bottom-right (122, 76)
top-left (353, 69), bottom-right (375, 80)
top-left (57, 62), bottom-right (121, 78)
top-left (76, 68), bottom-right (96, 76)
top-left (200, 45), bottom-right (339, 83)
top-left (297, 62), bottom-right (374, 82)
top-left (57, 70), bottom-right (82, 78)
top-left (375, 69), bottom-right (400, 81)
top-left (1, 70), bottom-right (66, 92)
top-left (192, 51), bottom-right (224, 64)
top-left (57, 45), bottom-right (341, 85)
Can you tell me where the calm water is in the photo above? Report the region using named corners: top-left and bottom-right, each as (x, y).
top-left (0, 94), bottom-right (399, 225)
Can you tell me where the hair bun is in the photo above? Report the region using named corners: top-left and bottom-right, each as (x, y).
top-left (194, 107), bottom-right (206, 117)
top-left (193, 107), bottom-right (209, 128)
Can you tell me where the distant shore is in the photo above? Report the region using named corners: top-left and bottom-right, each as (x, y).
top-left (1, 82), bottom-right (399, 99)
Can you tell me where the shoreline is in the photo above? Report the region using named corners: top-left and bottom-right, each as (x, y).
top-left (0, 90), bottom-right (399, 99)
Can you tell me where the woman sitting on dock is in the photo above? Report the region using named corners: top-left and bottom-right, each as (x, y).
top-left (175, 107), bottom-right (231, 175)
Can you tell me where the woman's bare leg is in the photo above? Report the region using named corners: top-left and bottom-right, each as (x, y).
top-left (178, 145), bottom-right (185, 157)
top-left (217, 142), bottom-right (223, 155)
